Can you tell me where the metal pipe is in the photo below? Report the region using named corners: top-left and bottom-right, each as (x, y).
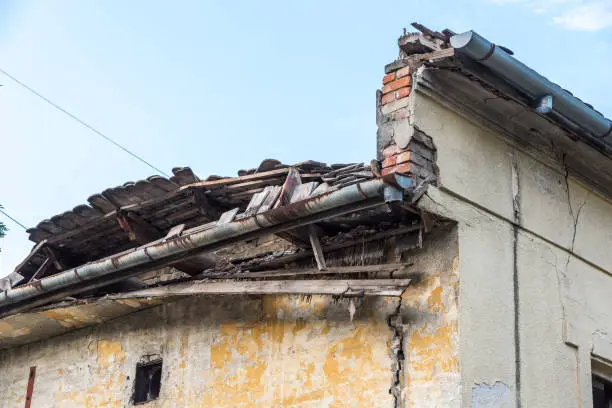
top-left (450, 31), bottom-right (612, 146)
top-left (0, 177), bottom-right (411, 312)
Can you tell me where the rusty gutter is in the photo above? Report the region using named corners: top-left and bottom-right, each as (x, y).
top-left (0, 176), bottom-right (413, 317)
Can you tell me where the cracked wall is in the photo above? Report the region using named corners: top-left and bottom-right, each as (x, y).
top-left (0, 227), bottom-right (460, 408)
top-left (411, 89), bottom-right (612, 407)
top-left (399, 225), bottom-right (460, 408)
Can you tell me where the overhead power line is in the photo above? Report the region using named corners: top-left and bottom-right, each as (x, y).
top-left (0, 208), bottom-right (28, 230)
top-left (0, 67), bottom-right (170, 178)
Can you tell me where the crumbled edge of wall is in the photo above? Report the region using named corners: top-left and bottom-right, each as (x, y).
top-left (376, 63), bottom-right (438, 185)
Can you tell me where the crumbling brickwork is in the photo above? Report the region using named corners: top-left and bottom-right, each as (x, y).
top-left (376, 64), bottom-right (438, 185)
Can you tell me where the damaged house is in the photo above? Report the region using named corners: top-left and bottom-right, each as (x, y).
top-left (1, 23), bottom-right (612, 407)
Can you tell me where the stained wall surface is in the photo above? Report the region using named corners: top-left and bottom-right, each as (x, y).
top-left (0, 227), bottom-right (460, 408)
top-left (412, 89), bottom-right (612, 408)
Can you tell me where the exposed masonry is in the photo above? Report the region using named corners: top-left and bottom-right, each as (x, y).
top-left (387, 295), bottom-right (405, 408)
top-left (376, 63), bottom-right (438, 186)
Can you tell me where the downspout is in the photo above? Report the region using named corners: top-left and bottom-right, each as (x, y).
top-left (0, 175), bottom-right (412, 315)
top-left (450, 31), bottom-right (612, 148)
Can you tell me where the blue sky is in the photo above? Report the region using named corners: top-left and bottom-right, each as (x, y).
top-left (1, 0), bottom-right (611, 277)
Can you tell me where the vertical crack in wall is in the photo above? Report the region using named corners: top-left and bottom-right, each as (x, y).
top-left (510, 151), bottom-right (522, 408)
top-left (388, 294), bottom-right (405, 408)
top-left (563, 161), bottom-right (587, 271)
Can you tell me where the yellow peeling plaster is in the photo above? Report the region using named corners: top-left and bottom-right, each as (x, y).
top-left (1, 230), bottom-right (460, 408)
top-left (401, 255), bottom-right (461, 407)
top-left (53, 340), bottom-right (127, 408)
top-left (197, 296), bottom-right (394, 408)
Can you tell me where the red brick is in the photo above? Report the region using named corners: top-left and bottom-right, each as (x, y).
top-left (396, 66), bottom-right (410, 79)
top-left (381, 92), bottom-right (396, 105)
top-left (382, 145), bottom-right (401, 158)
top-left (382, 76), bottom-right (411, 94)
top-left (381, 86), bottom-right (411, 105)
top-left (395, 151), bottom-right (411, 165)
top-left (381, 167), bottom-right (393, 176)
top-left (382, 72), bottom-right (395, 85)
top-left (395, 86), bottom-right (411, 99)
top-left (382, 156), bottom-right (396, 168)
top-left (393, 163), bottom-right (412, 174)
top-left (380, 161), bottom-right (414, 176)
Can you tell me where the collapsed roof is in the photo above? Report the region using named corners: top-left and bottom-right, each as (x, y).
top-left (0, 157), bottom-right (432, 322)
top-left (2, 22), bottom-right (611, 347)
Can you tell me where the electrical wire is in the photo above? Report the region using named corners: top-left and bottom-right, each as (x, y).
top-left (0, 67), bottom-right (170, 177)
top-left (0, 208), bottom-right (28, 230)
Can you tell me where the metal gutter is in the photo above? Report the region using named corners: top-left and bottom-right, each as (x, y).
top-left (0, 176), bottom-right (412, 316)
top-left (450, 31), bottom-right (612, 148)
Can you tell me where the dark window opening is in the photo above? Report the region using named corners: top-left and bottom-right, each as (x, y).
top-left (593, 375), bottom-right (612, 408)
top-left (134, 359), bottom-right (162, 404)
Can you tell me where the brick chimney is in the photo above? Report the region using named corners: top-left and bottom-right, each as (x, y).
top-left (376, 42), bottom-right (437, 185)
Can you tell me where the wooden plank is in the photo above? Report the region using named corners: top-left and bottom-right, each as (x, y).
top-left (250, 225), bottom-right (423, 271)
top-left (275, 167), bottom-right (301, 208)
top-left (217, 208), bottom-right (239, 225)
top-left (27, 257), bottom-right (52, 283)
top-left (109, 279), bottom-right (411, 298)
top-left (44, 247), bottom-right (64, 271)
top-left (24, 366), bottom-right (36, 408)
top-left (193, 189), bottom-right (220, 219)
top-left (224, 177), bottom-right (285, 193)
top-left (290, 182), bottom-right (319, 203)
top-left (165, 224), bottom-right (185, 239)
top-left (308, 225), bottom-right (326, 270)
top-left (185, 168), bottom-right (291, 189)
top-left (244, 189), bottom-right (270, 216)
top-left (225, 187), bottom-right (265, 199)
top-left (322, 163), bottom-right (362, 178)
top-left (258, 186), bottom-right (282, 213)
top-left (206, 264), bottom-right (411, 279)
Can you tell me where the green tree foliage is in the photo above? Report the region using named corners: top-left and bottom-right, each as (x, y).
top-left (0, 205), bottom-right (7, 242)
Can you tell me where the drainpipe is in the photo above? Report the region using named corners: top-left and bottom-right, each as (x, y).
top-left (450, 31), bottom-right (612, 147)
top-left (0, 175), bottom-right (412, 315)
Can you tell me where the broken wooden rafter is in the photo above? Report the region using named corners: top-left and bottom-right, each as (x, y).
top-left (193, 189), bottom-right (221, 220)
top-left (108, 279), bottom-right (411, 298)
top-left (204, 264), bottom-right (412, 279)
top-left (116, 211), bottom-right (216, 276)
top-left (249, 225), bottom-right (423, 271)
top-left (308, 225), bottom-right (327, 271)
top-left (27, 258), bottom-right (52, 284)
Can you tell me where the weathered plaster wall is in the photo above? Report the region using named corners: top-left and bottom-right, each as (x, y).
top-left (0, 295), bottom-right (396, 408)
top-left (412, 89), bottom-right (612, 407)
top-left (0, 227), bottom-right (460, 408)
top-left (398, 225), bottom-right (461, 407)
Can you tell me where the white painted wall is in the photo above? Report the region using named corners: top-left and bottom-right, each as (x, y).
top-left (413, 91), bottom-right (612, 408)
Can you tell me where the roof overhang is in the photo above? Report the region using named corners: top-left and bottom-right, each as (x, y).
top-left (414, 61), bottom-right (612, 198)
